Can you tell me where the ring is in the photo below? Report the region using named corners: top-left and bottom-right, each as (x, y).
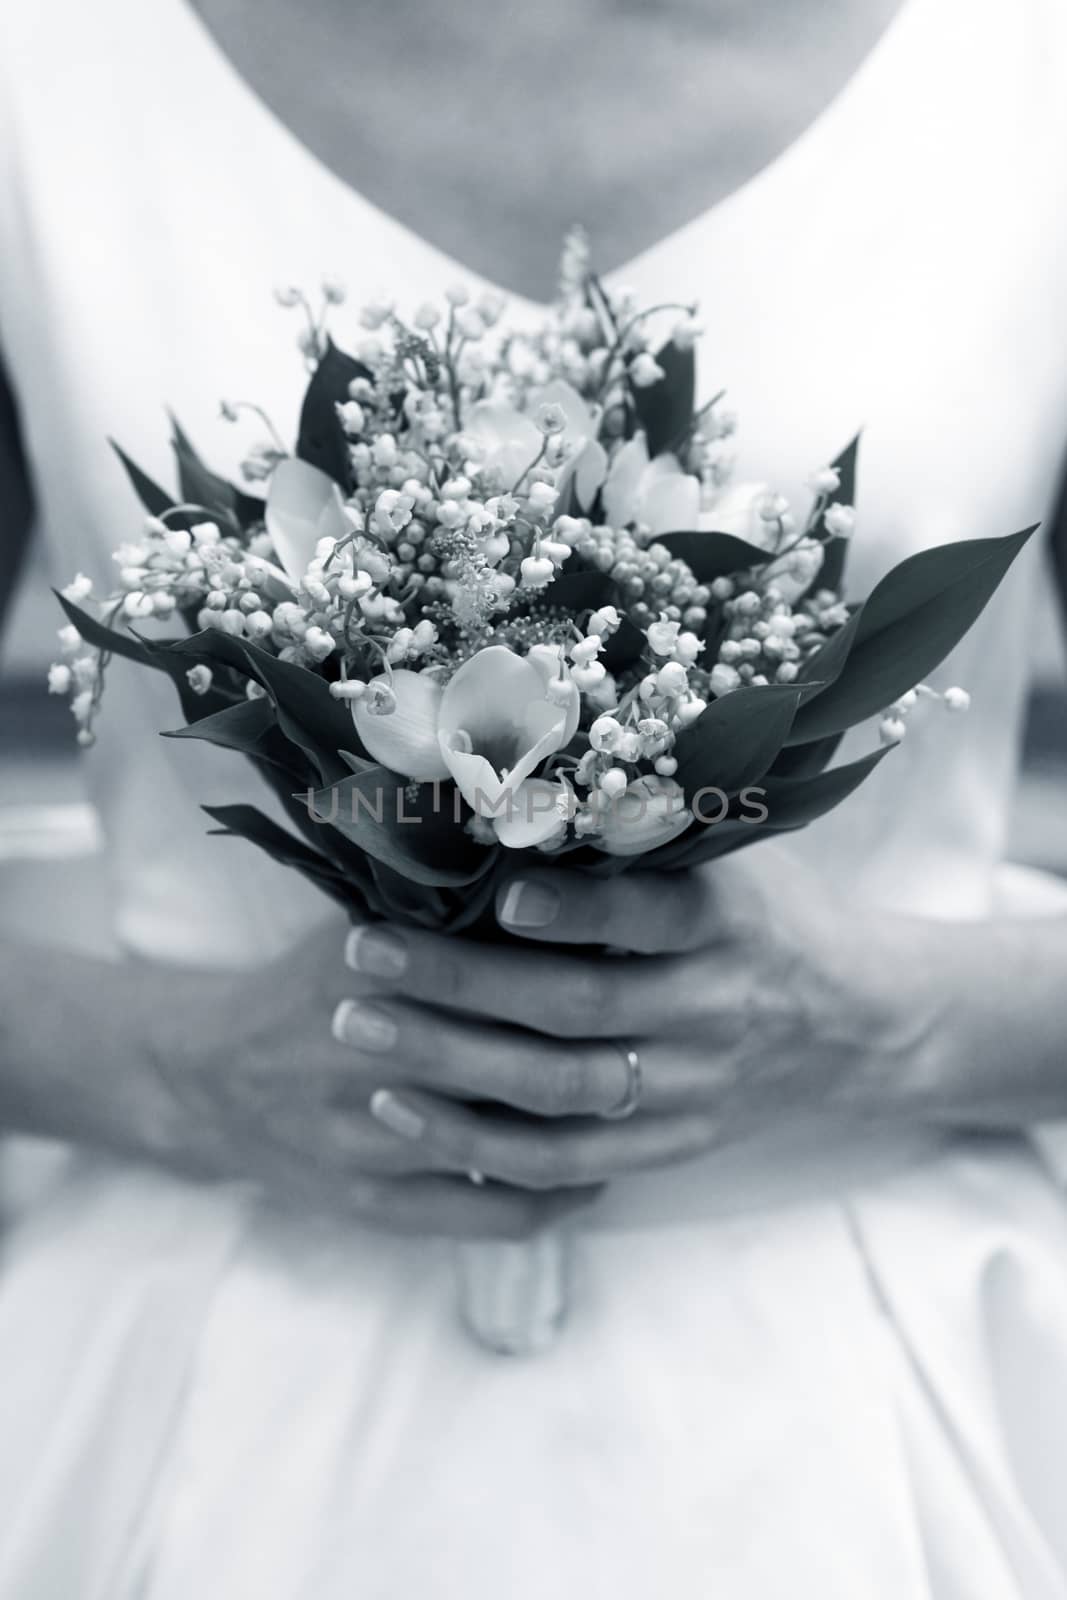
top-left (602, 1042), bottom-right (642, 1121)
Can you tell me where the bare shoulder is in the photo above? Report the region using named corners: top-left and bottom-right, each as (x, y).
top-left (0, 346), bottom-right (35, 633)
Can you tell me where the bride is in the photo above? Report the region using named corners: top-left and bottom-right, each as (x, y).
top-left (3, 0), bottom-right (1067, 1592)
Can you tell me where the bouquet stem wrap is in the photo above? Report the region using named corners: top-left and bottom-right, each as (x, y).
top-left (455, 1229), bottom-right (571, 1356)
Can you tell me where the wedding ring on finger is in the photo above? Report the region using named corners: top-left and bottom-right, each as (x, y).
top-left (602, 1042), bottom-right (643, 1121)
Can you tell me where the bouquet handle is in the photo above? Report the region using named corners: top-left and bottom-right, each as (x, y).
top-left (454, 1228), bottom-right (572, 1356)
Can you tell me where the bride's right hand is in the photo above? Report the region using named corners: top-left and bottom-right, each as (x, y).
top-left (2, 922), bottom-right (586, 1240)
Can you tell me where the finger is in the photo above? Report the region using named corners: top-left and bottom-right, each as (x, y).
top-left (369, 1087), bottom-right (720, 1190)
top-left (493, 866), bottom-right (729, 955)
top-left (343, 922), bottom-right (664, 1038)
top-left (331, 996), bottom-right (637, 1116)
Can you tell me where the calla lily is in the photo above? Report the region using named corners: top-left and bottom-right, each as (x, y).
top-left (352, 669), bottom-right (450, 781)
top-left (265, 458), bottom-right (350, 584)
top-left (494, 777), bottom-right (574, 850)
top-left (593, 775), bottom-right (693, 857)
top-left (699, 481), bottom-right (824, 600)
top-left (602, 431), bottom-right (701, 535)
top-left (463, 401), bottom-right (543, 489)
top-left (528, 379), bottom-right (608, 511)
top-left (438, 646), bottom-right (575, 820)
top-left (464, 382), bottom-right (607, 510)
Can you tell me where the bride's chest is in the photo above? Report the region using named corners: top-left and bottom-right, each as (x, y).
top-left (6, 0), bottom-right (1067, 589)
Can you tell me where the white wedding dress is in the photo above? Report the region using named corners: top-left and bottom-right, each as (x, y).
top-left (3, 0), bottom-right (1067, 1593)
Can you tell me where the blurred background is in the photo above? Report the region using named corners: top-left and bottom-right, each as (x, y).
top-left (3, 520), bottom-right (1065, 902)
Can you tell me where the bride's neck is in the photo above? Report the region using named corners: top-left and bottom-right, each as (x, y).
top-left (186, 0), bottom-right (905, 299)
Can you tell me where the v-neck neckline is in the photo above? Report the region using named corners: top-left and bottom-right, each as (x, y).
top-left (169, 0), bottom-right (925, 310)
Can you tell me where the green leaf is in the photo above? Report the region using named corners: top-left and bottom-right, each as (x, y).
top-left (296, 340), bottom-right (372, 490)
top-left (304, 768), bottom-right (498, 889)
top-left (162, 695), bottom-right (306, 777)
top-left (55, 591), bottom-right (157, 667)
top-left (794, 605), bottom-right (863, 703)
top-left (108, 442), bottom-right (175, 517)
top-left (164, 632), bottom-right (361, 781)
top-left (673, 683), bottom-right (807, 796)
top-left (202, 803), bottom-right (358, 912)
top-left (169, 417), bottom-right (266, 530)
top-left (632, 339), bottom-right (694, 459)
top-left (538, 566), bottom-right (645, 670)
top-left (788, 526), bottom-right (1037, 743)
top-left (767, 730), bottom-right (845, 781)
top-left (655, 530), bottom-right (773, 582)
top-left (815, 432), bottom-right (861, 593)
top-left (758, 744), bottom-right (894, 829)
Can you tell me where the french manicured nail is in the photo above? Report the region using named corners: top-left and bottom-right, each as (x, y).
top-left (345, 925), bottom-right (408, 979)
top-left (370, 1089), bottom-right (426, 1140)
top-left (498, 879), bottom-right (560, 929)
top-left (331, 999), bottom-right (398, 1051)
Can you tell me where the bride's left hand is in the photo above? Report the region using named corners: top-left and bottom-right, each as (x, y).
top-left (336, 849), bottom-right (937, 1189)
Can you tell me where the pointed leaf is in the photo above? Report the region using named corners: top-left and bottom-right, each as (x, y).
top-left (304, 768), bottom-right (498, 888)
top-left (162, 695), bottom-right (307, 776)
top-left (109, 441), bottom-right (174, 517)
top-left (202, 803), bottom-right (357, 912)
top-left (170, 424), bottom-right (266, 531)
top-left (296, 339), bottom-right (372, 489)
top-left (631, 339), bottom-right (695, 459)
top-left (673, 683), bottom-right (808, 796)
top-left (55, 591), bottom-right (157, 666)
top-left (788, 526), bottom-right (1037, 743)
top-left (655, 530), bottom-right (773, 581)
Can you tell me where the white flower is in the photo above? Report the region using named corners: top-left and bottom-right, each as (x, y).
top-left (264, 458), bottom-right (350, 585)
top-left (602, 431), bottom-right (700, 535)
top-left (526, 481), bottom-right (559, 516)
top-left (671, 316), bottom-right (703, 351)
top-left (352, 670), bottom-right (450, 781)
top-left (646, 616), bottom-right (681, 656)
top-left (520, 555), bottom-right (556, 589)
top-left (61, 573), bottom-right (93, 602)
top-left (823, 503), bottom-right (856, 539)
top-left (593, 775), bottom-right (693, 856)
top-left (359, 295), bottom-right (394, 329)
top-left (374, 489), bottom-right (416, 540)
top-left (338, 401), bottom-right (365, 435)
top-left (47, 663), bottom-right (72, 694)
top-left (438, 646), bottom-right (579, 827)
top-left (494, 778), bottom-right (574, 851)
top-left (630, 353), bottom-right (666, 388)
top-left (943, 686), bottom-right (971, 713)
top-left (807, 466), bottom-right (841, 496)
top-left (321, 275), bottom-right (346, 305)
top-left (588, 605), bottom-right (621, 637)
top-left (709, 663), bottom-right (742, 697)
top-left (186, 665), bottom-right (213, 696)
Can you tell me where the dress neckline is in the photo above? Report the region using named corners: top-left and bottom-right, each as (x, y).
top-left (167, 0), bottom-right (926, 309)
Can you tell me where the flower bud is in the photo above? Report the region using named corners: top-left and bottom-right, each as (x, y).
top-left (710, 663), bottom-right (742, 697)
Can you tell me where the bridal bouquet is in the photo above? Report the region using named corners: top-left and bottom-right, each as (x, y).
top-left (54, 231), bottom-right (1032, 1352)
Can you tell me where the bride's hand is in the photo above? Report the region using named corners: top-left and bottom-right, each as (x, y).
top-left (343, 851), bottom-right (932, 1187)
top-left (113, 921), bottom-right (593, 1238)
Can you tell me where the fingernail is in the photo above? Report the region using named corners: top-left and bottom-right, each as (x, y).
top-left (370, 1089), bottom-right (425, 1140)
top-left (498, 879), bottom-right (560, 929)
top-left (345, 925), bottom-right (408, 979)
top-left (331, 999), bottom-right (398, 1052)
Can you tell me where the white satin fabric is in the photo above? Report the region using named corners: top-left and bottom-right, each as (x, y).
top-left (2, 0), bottom-right (1067, 1592)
